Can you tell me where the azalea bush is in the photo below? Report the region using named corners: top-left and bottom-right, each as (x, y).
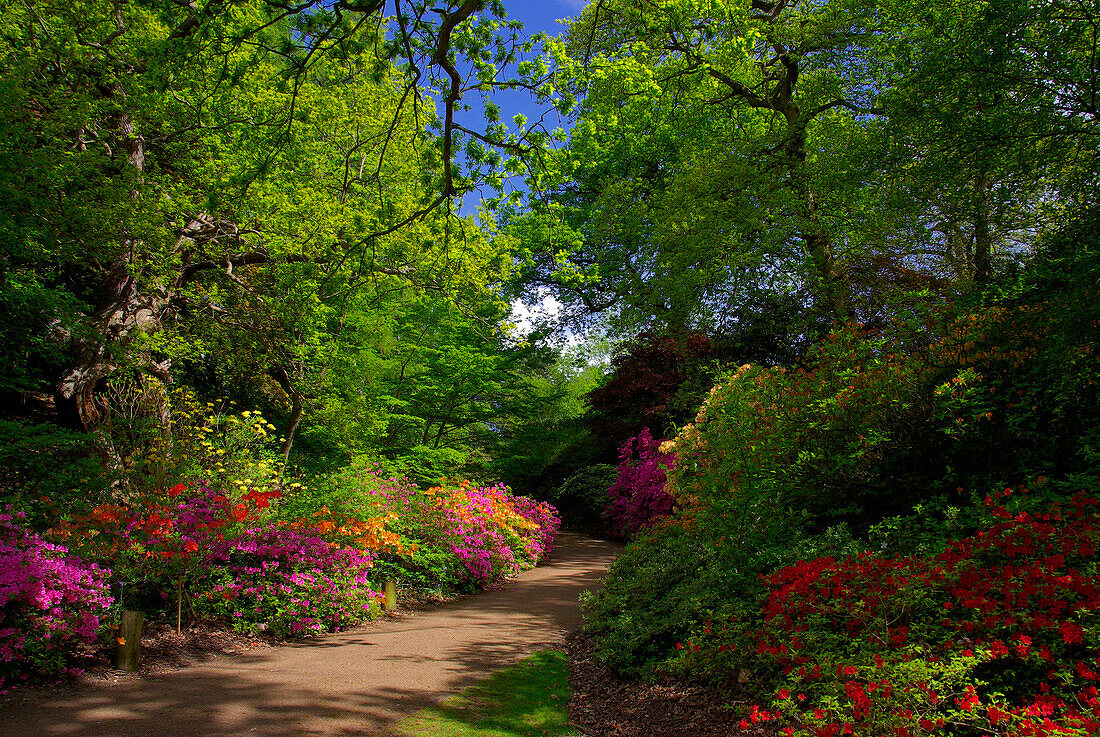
top-left (393, 480), bottom-right (560, 587)
top-left (584, 326), bottom-right (928, 674)
top-left (195, 525), bottom-right (381, 637)
top-left (677, 491), bottom-right (1100, 736)
top-left (604, 428), bottom-right (676, 539)
top-left (312, 468), bottom-right (561, 589)
top-left (2, 460), bottom-right (560, 690)
top-left (582, 508), bottom-right (860, 676)
top-left (50, 483), bottom-right (275, 610)
top-left (0, 511), bottom-right (112, 690)
top-left (52, 481), bottom-right (398, 634)
top-left (664, 325), bottom-right (929, 528)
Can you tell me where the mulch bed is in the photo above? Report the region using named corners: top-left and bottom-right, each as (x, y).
top-left (85, 620), bottom-right (275, 683)
top-left (566, 631), bottom-right (767, 737)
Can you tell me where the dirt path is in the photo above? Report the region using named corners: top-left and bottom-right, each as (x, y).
top-left (0, 532), bottom-right (619, 737)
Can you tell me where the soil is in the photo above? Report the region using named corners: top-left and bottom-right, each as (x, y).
top-left (73, 621), bottom-right (271, 683)
top-left (566, 632), bottom-right (761, 737)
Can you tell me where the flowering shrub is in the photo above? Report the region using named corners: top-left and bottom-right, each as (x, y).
top-left (314, 469), bottom-right (560, 589)
top-left (99, 386), bottom-right (282, 498)
top-left (663, 326), bottom-right (927, 526)
top-left (196, 525), bottom-right (381, 637)
top-left (421, 481), bottom-right (560, 585)
top-left (678, 491), bottom-right (1100, 736)
top-left (511, 492), bottom-right (560, 564)
top-left (0, 512), bottom-right (112, 690)
top-left (604, 428), bottom-right (676, 539)
top-left (50, 483), bottom-right (275, 597)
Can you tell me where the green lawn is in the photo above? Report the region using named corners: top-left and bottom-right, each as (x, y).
top-left (388, 650), bottom-right (576, 737)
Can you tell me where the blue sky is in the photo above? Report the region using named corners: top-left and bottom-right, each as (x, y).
top-left (504, 0), bottom-right (584, 34)
top-left (488, 2), bottom-right (588, 332)
top-left (457, 0), bottom-right (586, 215)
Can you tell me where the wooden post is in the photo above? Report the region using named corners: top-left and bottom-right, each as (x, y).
top-left (114, 610), bottom-right (144, 672)
top-left (176, 576), bottom-right (183, 635)
top-left (383, 580), bottom-right (397, 612)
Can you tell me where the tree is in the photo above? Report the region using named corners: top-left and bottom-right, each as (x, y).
top-left (511, 0), bottom-right (887, 328)
top-left (873, 0), bottom-right (1100, 285)
top-left (0, 0), bottom-right (559, 481)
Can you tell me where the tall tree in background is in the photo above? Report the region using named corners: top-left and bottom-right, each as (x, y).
top-left (0, 0), bottom-right (559, 475)
top-left (511, 0), bottom-right (885, 329)
top-left (509, 0), bottom-right (1099, 333)
top-left (875, 0), bottom-right (1100, 285)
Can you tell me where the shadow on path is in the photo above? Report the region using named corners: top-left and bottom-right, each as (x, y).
top-left (0, 532), bottom-right (621, 737)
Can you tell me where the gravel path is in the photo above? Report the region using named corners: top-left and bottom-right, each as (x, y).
top-left (0, 532), bottom-right (619, 737)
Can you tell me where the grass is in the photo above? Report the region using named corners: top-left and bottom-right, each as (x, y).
top-left (388, 649), bottom-right (576, 737)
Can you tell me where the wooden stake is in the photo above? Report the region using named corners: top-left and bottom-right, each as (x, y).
top-left (114, 610), bottom-right (144, 672)
top-left (383, 580), bottom-right (397, 612)
top-left (176, 576), bottom-right (183, 635)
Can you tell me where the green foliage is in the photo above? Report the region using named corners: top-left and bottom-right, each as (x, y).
top-left (666, 326), bottom-right (930, 528)
top-left (546, 464), bottom-right (618, 531)
top-left (670, 493), bottom-right (1100, 737)
top-left (584, 205), bottom-right (1100, 683)
top-left (0, 420), bottom-right (105, 525)
top-left (585, 331), bottom-right (721, 459)
top-left (582, 514), bottom-right (861, 676)
top-left (489, 343), bottom-right (607, 496)
top-left (925, 209), bottom-right (1100, 494)
top-left (101, 387), bottom-right (282, 498)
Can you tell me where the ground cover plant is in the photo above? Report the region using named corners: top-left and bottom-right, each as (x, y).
top-left (388, 650), bottom-right (572, 737)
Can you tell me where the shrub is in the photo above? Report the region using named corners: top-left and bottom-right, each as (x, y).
top-left (50, 483), bottom-right (277, 611)
top-left (582, 510), bottom-right (860, 676)
top-left (585, 330), bottom-right (718, 459)
top-left (286, 468), bottom-right (561, 591)
top-left (664, 327), bottom-right (929, 529)
top-left (196, 525), bottom-right (381, 637)
top-left (0, 512), bottom-right (112, 690)
top-left (421, 481), bottom-right (560, 585)
top-left (678, 492), bottom-right (1100, 736)
top-left (583, 326), bottom-right (932, 675)
top-left (604, 429), bottom-right (676, 539)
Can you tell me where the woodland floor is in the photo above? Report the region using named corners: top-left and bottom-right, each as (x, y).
top-left (566, 632), bottom-right (757, 737)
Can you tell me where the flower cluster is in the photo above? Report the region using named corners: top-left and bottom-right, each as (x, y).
top-left (196, 525), bottom-right (381, 637)
top-left (1, 465), bottom-right (562, 686)
top-left (681, 492), bottom-right (1100, 736)
top-left (50, 483), bottom-right (272, 587)
top-left (0, 511), bottom-right (112, 690)
top-left (604, 428), bottom-right (676, 538)
top-left (423, 481), bottom-right (560, 585)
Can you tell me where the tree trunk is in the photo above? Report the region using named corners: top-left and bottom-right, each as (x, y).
top-left (114, 610), bottom-right (144, 672)
top-left (972, 169), bottom-right (993, 285)
top-left (271, 364), bottom-right (306, 478)
top-left (280, 389), bottom-right (305, 478)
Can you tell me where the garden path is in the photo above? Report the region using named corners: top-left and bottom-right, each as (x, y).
top-left (0, 532), bottom-right (619, 737)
